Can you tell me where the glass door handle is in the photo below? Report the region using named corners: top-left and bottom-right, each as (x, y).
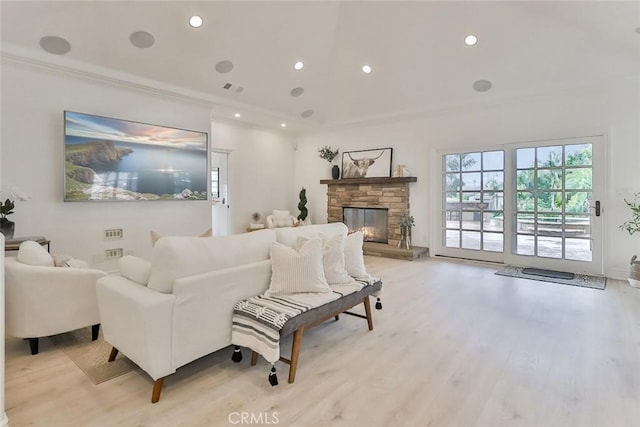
top-left (590, 201), bottom-right (601, 216)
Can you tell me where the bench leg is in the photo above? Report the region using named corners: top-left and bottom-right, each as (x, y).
top-left (363, 297), bottom-right (374, 331)
top-left (251, 351), bottom-right (259, 366)
top-left (288, 327), bottom-right (305, 383)
top-left (151, 377), bottom-right (165, 403)
top-left (108, 347), bottom-right (119, 362)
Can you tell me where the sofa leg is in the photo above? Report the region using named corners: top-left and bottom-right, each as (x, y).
top-left (91, 324), bottom-right (100, 341)
top-left (334, 314), bottom-right (340, 321)
top-left (28, 338), bottom-right (39, 355)
top-left (363, 297), bottom-right (374, 331)
top-left (151, 377), bottom-right (165, 403)
top-left (251, 351), bottom-right (259, 366)
top-left (288, 327), bottom-right (304, 384)
top-left (108, 347), bottom-right (119, 362)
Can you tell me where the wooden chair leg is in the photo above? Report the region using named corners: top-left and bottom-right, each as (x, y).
top-left (288, 327), bottom-right (305, 383)
top-left (251, 351), bottom-right (259, 366)
top-left (151, 377), bottom-right (165, 403)
top-left (108, 347), bottom-right (119, 362)
top-left (28, 338), bottom-right (39, 355)
top-left (363, 297), bottom-right (374, 331)
top-left (91, 324), bottom-right (100, 341)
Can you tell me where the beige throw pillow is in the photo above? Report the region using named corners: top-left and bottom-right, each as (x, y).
top-left (298, 233), bottom-right (353, 285)
top-left (265, 238), bottom-right (331, 296)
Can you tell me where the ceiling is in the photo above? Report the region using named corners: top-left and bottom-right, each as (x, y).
top-left (2, 1), bottom-right (639, 131)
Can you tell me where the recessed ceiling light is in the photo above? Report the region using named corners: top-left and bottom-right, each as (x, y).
top-left (280, 123), bottom-right (287, 128)
top-left (234, 113), bottom-right (241, 118)
top-left (39, 35), bottom-right (71, 55)
top-left (465, 35), bottom-right (478, 46)
top-left (189, 16), bottom-right (203, 28)
top-left (294, 61), bottom-right (304, 70)
top-left (129, 31), bottom-right (155, 48)
top-left (362, 65), bottom-right (372, 74)
top-left (472, 79), bottom-right (492, 92)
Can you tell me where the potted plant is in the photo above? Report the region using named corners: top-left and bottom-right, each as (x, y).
top-left (297, 187), bottom-right (311, 226)
top-left (318, 146), bottom-right (340, 179)
top-left (620, 192), bottom-right (640, 287)
top-left (0, 198), bottom-right (16, 239)
top-left (398, 214), bottom-right (414, 250)
top-left (620, 193), bottom-right (640, 288)
top-left (249, 212), bottom-right (264, 230)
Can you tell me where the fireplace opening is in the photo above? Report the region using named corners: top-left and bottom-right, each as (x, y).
top-left (343, 207), bottom-right (388, 243)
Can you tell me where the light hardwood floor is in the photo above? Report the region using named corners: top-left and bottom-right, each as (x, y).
top-left (5, 256), bottom-right (640, 426)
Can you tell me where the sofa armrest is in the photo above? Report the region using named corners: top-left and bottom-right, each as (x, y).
top-left (96, 275), bottom-right (176, 380)
top-left (171, 260), bottom-right (272, 368)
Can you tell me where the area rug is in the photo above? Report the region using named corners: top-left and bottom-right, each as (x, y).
top-left (50, 328), bottom-right (136, 384)
top-left (495, 265), bottom-right (606, 290)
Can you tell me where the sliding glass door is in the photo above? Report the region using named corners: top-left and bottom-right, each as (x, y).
top-left (435, 136), bottom-right (604, 275)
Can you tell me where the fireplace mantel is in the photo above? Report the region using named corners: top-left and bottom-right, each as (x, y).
top-left (320, 177), bottom-right (417, 185)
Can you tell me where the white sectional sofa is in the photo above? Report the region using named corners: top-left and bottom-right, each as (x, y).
top-left (96, 223), bottom-right (349, 403)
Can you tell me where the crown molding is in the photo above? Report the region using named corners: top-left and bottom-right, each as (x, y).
top-left (0, 43), bottom-right (315, 133)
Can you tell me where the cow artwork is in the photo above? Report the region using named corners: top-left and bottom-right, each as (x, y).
top-left (341, 148), bottom-right (393, 179)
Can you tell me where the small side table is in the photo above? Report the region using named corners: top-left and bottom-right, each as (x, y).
top-left (4, 236), bottom-right (50, 252)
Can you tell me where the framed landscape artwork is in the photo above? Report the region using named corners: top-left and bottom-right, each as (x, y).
top-left (341, 148), bottom-right (393, 179)
top-left (64, 111), bottom-right (208, 201)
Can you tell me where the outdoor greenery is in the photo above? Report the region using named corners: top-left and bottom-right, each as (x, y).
top-left (445, 145), bottom-right (593, 217)
top-left (620, 193), bottom-right (640, 235)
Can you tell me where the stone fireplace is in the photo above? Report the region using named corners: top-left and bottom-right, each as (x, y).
top-left (321, 176), bottom-right (417, 248)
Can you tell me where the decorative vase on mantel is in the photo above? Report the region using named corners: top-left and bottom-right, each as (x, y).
top-left (331, 164), bottom-right (340, 180)
top-left (0, 218), bottom-right (15, 240)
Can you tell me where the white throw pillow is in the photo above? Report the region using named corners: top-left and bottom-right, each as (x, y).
top-left (17, 241), bottom-right (54, 267)
top-left (273, 216), bottom-right (295, 228)
top-left (298, 233), bottom-right (353, 285)
top-left (344, 231), bottom-right (369, 279)
top-left (265, 238), bottom-right (331, 296)
top-left (119, 255), bottom-right (151, 285)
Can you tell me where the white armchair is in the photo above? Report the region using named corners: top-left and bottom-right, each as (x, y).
top-left (266, 210), bottom-right (297, 229)
top-left (4, 242), bottom-right (106, 355)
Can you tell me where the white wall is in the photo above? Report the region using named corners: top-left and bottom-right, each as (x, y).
top-left (0, 60), bottom-right (212, 267)
top-left (295, 77), bottom-right (640, 279)
top-left (211, 120), bottom-right (297, 233)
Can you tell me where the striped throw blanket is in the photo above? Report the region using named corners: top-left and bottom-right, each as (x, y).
top-left (232, 278), bottom-right (378, 363)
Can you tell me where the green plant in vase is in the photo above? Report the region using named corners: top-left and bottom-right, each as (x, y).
top-left (620, 192), bottom-right (640, 287)
top-left (0, 198), bottom-right (16, 239)
top-left (398, 214), bottom-right (414, 250)
top-left (297, 187), bottom-right (310, 225)
top-left (318, 146), bottom-right (340, 179)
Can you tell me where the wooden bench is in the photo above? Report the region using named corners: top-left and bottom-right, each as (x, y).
top-left (245, 280), bottom-right (382, 384)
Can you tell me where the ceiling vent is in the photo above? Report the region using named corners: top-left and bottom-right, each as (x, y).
top-left (223, 83), bottom-right (232, 90)
top-left (301, 109), bottom-right (314, 118)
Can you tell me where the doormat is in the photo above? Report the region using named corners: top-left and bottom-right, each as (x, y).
top-left (496, 266), bottom-right (606, 290)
